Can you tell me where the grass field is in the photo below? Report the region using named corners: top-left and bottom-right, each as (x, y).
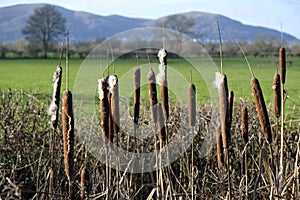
top-left (0, 56), bottom-right (299, 112)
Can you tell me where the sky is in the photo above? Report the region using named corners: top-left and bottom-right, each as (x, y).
top-left (1, 0), bottom-right (300, 39)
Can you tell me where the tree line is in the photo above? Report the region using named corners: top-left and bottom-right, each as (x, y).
top-left (1, 5), bottom-right (300, 59)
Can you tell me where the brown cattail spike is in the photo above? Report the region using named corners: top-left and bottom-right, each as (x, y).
top-left (80, 167), bottom-right (87, 200)
top-left (62, 90), bottom-right (74, 198)
top-left (188, 84), bottom-right (196, 127)
top-left (108, 75), bottom-right (120, 136)
top-left (157, 103), bottom-right (166, 142)
top-left (251, 77), bottom-right (272, 144)
top-left (148, 68), bottom-right (158, 123)
top-left (273, 74), bottom-right (281, 118)
top-left (49, 65), bottom-right (62, 129)
top-left (216, 73), bottom-right (229, 149)
top-left (133, 68), bottom-right (140, 125)
top-left (227, 90), bottom-right (234, 145)
top-left (158, 49), bottom-right (169, 120)
top-left (279, 47), bottom-right (286, 84)
top-left (216, 124), bottom-right (224, 169)
top-left (241, 105), bottom-right (248, 145)
top-left (98, 78), bottom-right (110, 144)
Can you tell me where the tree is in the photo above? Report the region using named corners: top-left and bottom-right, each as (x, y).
top-left (156, 15), bottom-right (195, 53)
top-left (22, 5), bottom-right (66, 58)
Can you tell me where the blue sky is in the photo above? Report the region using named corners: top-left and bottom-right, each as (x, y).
top-left (2, 0), bottom-right (300, 39)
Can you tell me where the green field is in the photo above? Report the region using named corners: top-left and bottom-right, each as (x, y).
top-left (0, 56), bottom-right (299, 113)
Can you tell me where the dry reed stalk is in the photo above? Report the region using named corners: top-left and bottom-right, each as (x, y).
top-left (49, 65), bottom-right (62, 129)
top-left (216, 124), bottom-right (224, 169)
top-left (227, 90), bottom-right (234, 145)
top-left (148, 68), bottom-right (158, 123)
top-left (279, 47), bottom-right (286, 85)
top-left (98, 78), bottom-right (110, 144)
top-left (273, 74), bottom-right (281, 118)
top-left (133, 68), bottom-right (141, 125)
top-left (62, 90), bottom-right (74, 199)
top-left (157, 103), bottom-right (166, 142)
top-left (251, 77), bottom-right (272, 144)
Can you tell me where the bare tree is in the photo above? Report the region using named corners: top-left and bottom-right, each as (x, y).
top-left (22, 5), bottom-right (66, 58)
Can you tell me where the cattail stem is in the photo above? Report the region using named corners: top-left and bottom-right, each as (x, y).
top-left (62, 90), bottom-right (74, 199)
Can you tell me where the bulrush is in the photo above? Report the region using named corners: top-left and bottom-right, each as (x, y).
top-left (49, 65), bottom-right (62, 129)
top-left (279, 48), bottom-right (286, 85)
top-left (216, 124), bottom-right (224, 169)
top-left (108, 75), bottom-right (120, 141)
top-left (157, 103), bottom-right (166, 142)
top-left (157, 48), bottom-right (169, 120)
top-left (148, 68), bottom-right (158, 123)
top-left (215, 72), bottom-right (229, 149)
top-left (98, 78), bottom-right (110, 144)
top-left (133, 68), bottom-right (141, 125)
top-left (273, 74), bottom-right (281, 118)
top-left (241, 105), bottom-right (248, 145)
top-left (62, 90), bottom-right (74, 199)
top-left (227, 90), bottom-right (234, 145)
top-left (251, 77), bottom-right (272, 144)
top-left (188, 84), bottom-right (196, 127)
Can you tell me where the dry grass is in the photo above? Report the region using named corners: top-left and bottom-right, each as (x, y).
top-left (0, 89), bottom-right (299, 199)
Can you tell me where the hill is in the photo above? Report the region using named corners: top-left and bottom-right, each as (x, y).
top-left (0, 4), bottom-right (298, 43)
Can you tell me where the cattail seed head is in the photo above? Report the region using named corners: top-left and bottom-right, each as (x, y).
top-left (157, 103), bottom-right (166, 142)
top-left (158, 48), bottom-right (168, 66)
top-left (80, 167), bottom-right (87, 200)
top-left (49, 65), bottom-right (62, 129)
top-left (216, 124), bottom-right (224, 169)
top-left (279, 47), bottom-right (286, 84)
top-left (273, 73), bottom-right (281, 118)
top-left (133, 68), bottom-right (140, 125)
top-left (241, 105), bottom-right (248, 145)
top-left (188, 84), bottom-right (196, 127)
top-left (98, 78), bottom-right (110, 144)
top-left (108, 75), bottom-right (120, 135)
top-left (251, 77), bottom-right (272, 144)
top-left (148, 68), bottom-right (158, 123)
top-left (214, 72), bottom-right (229, 148)
top-left (62, 90), bottom-right (74, 181)
top-left (227, 90), bottom-right (234, 145)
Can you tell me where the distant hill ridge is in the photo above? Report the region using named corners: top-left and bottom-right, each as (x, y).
top-left (0, 4), bottom-right (298, 43)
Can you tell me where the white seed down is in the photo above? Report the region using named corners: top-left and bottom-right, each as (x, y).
top-left (107, 75), bottom-right (118, 93)
top-left (214, 72), bottom-right (223, 90)
top-left (48, 66), bottom-right (62, 122)
top-left (156, 64), bottom-right (166, 86)
top-left (98, 78), bottom-right (106, 100)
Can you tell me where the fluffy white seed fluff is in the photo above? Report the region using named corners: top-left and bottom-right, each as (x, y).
top-left (156, 64), bottom-right (166, 86)
top-left (48, 66), bottom-right (62, 121)
top-left (158, 48), bottom-right (167, 65)
top-left (107, 75), bottom-right (118, 93)
top-left (98, 78), bottom-right (106, 100)
top-left (214, 72), bottom-right (223, 90)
